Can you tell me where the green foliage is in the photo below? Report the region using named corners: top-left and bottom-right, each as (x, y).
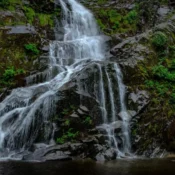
top-left (37, 13), bottom-right (54, 27)
top-left (23, 6), bottom-right (36, 24)
top-left (97, 0), bottom-right (107, 5)
top-left (170, 93), bottom-right (175, 104)
top-left (0, 0), bottom-right (9, 8)
top-left (97, 19), bottom-right (106, 30)
top-left (125, 10), bottom-right (138, 24)
top-left (2, 67), bottom-right (16, 82)
top-left (152, 65), bottom-right (175, 82)
top-left (96, 8), bottom-right (138, 35)
top-left (145, 32), bottom-right (175, 102)
top-left (56, 128), bottom-right (79, 144)
top-left (61, 105), bottom-right (76, 116)
top-left (152, 31), bottom-right (168, 48)
top-left (1, 67), bottom-right (25, 86)
top-left (62, 108), bottom-right (69, 115)
top-left (24, 44), bottom-right (39, 55)
top-left (145, 80), bottom-right (169, 96)
top-left (83, 116), bottom-right (92, 125)
top-left (64, 119), bottom-right (70, 126)
top-left (0, 0), bottom-right (21, 10)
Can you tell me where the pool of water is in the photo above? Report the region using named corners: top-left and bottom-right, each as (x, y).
top-left (0, 158), bottom-right (175, 175)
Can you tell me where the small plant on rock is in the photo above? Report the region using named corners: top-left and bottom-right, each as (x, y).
top-left (24, 43), bottom-right (39, 55)
top-left (152, 31), bottom-right (168, 48)
top-left (56, 128), bottom-right (79, 144)
top-left (83, 116), bottom-right (92, 125)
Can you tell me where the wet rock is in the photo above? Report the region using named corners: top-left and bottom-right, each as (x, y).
top-left (94, 134), bottom-right (106, 144)
top-left (30, 143), bottom-right (48, 152)
top-left (82, 137), bottom-right (98, 144)
top-left (128, 90), bottom-right (149, 114)
top-left (0, 11), bottom-right (26, 24)
top-left (77, 109), bottom-right (85, 115)
top-left (95, 148), bottom-right (116, 161)
top-left (79, 105), bottom-right (89, 112)
top-left (111, 121), bottom-right (123, 129)
top-left (23, 144), bottom-right (71, 161)
top-left (95, 153), bottom-right (105, 161)
top-left (158, 6), bottom-right (171, 19)
top-left (110, 33), bottom-right (151, 68)
top-left (0, 88), bottom-right (10, 102)
top-left (104, 148), bottom-right (116, 160)
top-left (94, 144), bottom-right (105, 153)
top-left (88, 128), bottom-right (99, 135)
top-left (70, 113), bottom-right (79, 118)
top-left (112, 34), bottom-right (123, 44)
top-left (41, 45), bottom-right (50, 52)
top-left (43, 151), bottom-right (71, 161)
top-left (69, 143), bottom-right (86, 155)
top-left (5, 25), bottom-right (36, 34)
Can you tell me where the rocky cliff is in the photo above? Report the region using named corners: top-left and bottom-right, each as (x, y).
top-left (1, 0), bottom-right (175, 161)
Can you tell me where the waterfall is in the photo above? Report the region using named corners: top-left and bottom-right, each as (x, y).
top-left (0, 0), bottom-right (131, 158)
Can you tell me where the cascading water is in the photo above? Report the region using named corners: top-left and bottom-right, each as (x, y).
top-left (0, 0), bottom-right (131, 158)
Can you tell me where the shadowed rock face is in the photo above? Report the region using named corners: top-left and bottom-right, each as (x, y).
top-left (169, 0), bottom-right (175, 6)
top-left (28, 0), bottom-right (55, 13)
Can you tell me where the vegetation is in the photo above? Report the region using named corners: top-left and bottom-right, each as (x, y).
top-left (83, 116), bottom-right (92, 125)
top-left (0, 0), bottom-right (22, 10)
top-left (23, 6), bottom-right (36, 24)
top-left (37, 13), bottom-right (54, 27)
top-left (143, 30), bottom-right (175, 104)
top-left (0, 67), bottom-right (25, 87)
top-left (151, 31), bottom-right (168, 48)
top-left (56, 128), bottom-right (79, 144)
top-left (24, 44), bottom-right (40, 55)
top-left (95, 8), bottom-right (138, 35)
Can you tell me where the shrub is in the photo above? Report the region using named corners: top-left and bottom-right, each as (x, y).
top-left (24, 44), bottom-right (39, 55)
top-left (2, 67), bottom-right (16, 82)
top-left (152, 65), bottom-right (169, 78)
top-left (125, 10), bottom-right (138, 24)
top-left (170, 93), bottom-right (175, 104)
top-left (37, 14), bottom-right (53, 27)
top-left (1, 67), bottom-right (25, 86)
top-left (56, 128), bottom-right (79, 144)
top-left (152, 65), bottom-right (175, 81)
top-left (0, 0), bottom-right (9, 8)
top-left (152, 31), bottom-right (168, 48)
top-left (23, 6), bottom-right (35, 24)
top-left (83, 116), bottom-right (92, 125)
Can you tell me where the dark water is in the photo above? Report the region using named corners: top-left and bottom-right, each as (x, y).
top-left (0, 159), bottom-right (175, 175)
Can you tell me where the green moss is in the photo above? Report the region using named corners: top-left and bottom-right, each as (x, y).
top-left (152, 31), bottom-right (168, 48)
top-left (24, 43), bottom-right (39, 55)
top-left (97, 0), bottom-right (107, 5)
top-left (37, 13), bottom-right (54, 27)
top-left (83, 116), bottom-right (93, 125)
top-left (95, 8), bottom-right (138, 35)
top-left (0, 0), bottom-right (22, 10)
top-left (0, 67), bottom-right (26, 87)
top-left (23, 6), bottom-right (36, 24)
top-left (56, 128), bottom-right (79, 144)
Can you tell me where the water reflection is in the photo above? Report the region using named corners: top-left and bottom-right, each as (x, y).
top-left (0, 159), bottom-right (175, 175)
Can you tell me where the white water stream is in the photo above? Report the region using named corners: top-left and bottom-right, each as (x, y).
top-left (0, 0), bottom-right (131, 158)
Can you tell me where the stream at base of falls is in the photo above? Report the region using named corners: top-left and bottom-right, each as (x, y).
top-left (0, 159), bottom-right (175, 175)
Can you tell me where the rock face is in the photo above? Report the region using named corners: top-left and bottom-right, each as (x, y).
top-left (110, 6), bottom-right (175, 156)
top-left (23, 142), bottom-right (117, 161)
